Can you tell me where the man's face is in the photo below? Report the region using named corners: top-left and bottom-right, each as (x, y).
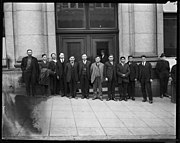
top-left (27, 50), bottom-right (32, 56)
top-left (128, 57), bottom-right (133, 62)
top-left (43, 55), bottom-right (47, 61)
top-left (70, 56), bottom-right (75, 62)
top-left (52, 54), bottom-right (56, 59)
top-left (59, 53), bottom-right (64, 59)
top-left (95, 57), bottom-right (100, 63)
top-left (82, 54), bottom-right (87, 61)
top-left (109, 56), bottom-right (113, 61)
top-left (121, 58), bottom-right (125, 63)
top-left (142, 57), bottom-right (146, 62)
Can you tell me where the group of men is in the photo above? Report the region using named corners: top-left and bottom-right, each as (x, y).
top-left (21, 49), bottom-right (176, 104)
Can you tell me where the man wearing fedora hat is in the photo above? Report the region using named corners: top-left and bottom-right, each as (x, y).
top-left (155, 53), bottom-right (170, 98)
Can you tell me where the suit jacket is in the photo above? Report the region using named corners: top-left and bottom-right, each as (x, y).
top-left (117, 63), bottom-right (130, 83)
top-left (21, 56), bottom-right (39, 82)
top-left (90, 62), bottom-right (104, 83)
top-left (65, 62), bottom-right (78, 82)
top-left (48, 60), bottom-right (57, 75)
top-left (56, 59), bottom-right (67, 77)
top-left (138, 62), bottom-right (153, 82)
top-left (104, 61), bottom-right (117, 81)
top-left (171, 64), bottom-right (176, 84)
top-left (101, 55), bottom-right (108, 64)
top-left (127, 61), bottom-right (138, 81)
top-left (78, 60), bottom-right (91, 79)
top-left (155, 59), bottom-right (170, 78)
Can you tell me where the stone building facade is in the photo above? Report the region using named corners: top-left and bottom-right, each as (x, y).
top-left (2, 2), bottom-right (177, 95)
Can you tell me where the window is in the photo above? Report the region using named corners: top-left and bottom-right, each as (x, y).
top-left (56, 3), bottom-right (117, 29)
top-left (164, 13), bottom-right (177, 57)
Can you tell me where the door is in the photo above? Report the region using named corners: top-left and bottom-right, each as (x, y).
top-left (58, 36), bottom-right (86, 62)
top-left (91, 35), bottom-right (116, 62)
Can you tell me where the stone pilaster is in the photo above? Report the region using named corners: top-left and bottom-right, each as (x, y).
top-left (4, 3), bottom-right (15, 68)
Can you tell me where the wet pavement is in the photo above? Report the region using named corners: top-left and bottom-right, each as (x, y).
top-left (2, 92), bottom-right (176, 140)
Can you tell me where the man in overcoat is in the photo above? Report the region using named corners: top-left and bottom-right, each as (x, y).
top-left (155, 53), bottom-right (170, 98)
top-left (104, 54), bottom-right (117, 101)
top-left (78, 54), bottom-right (91, 99)
top-left (57, 53), bottom-right (67, 97)
top-left (127, 55), bottom-right (138, 100)
top-left (21, 49), bottom-right (39, 97)
top-left (65, 56), bottom-right (79, 98)
top-left (117, 56), bottom-right (130, 101)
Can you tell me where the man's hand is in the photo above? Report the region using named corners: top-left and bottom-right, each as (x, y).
top-left (105, 78), bottom-right (108, 81)
top-left (57, 76), bottom-right (59, 79)
top-left (134, 78), bottom-right (137, 81)
top-left (150, 79), bottom-right (153, 82)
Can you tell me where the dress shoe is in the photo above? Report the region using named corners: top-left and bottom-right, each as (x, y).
top-left (112, 98), bottom-right (117, 101)
top-left (160, 95), bottom-right (163, 98)
top-left (92, 97), bottom-right (97, 100)
top-left (99, 96), bottom-right (103, 101)
top-left (164, 93), bottom-right (170, 98)
top-left (131, 97), bottom-right (135, 101)
top-left (106, 98), bottom-right (110, 101)
top-left (119, 98), bottom-right (123, 101)
top-left (75, 97), bottom-right (78, 99)
top-left (86, 96), bottom-right (89, 99)
top-left (149, 100), bottom-right (153, 104)
top-left (81, 97), bottom-right (84, 99)
top-left (69, 96), bottom-right (72, 99)
top-left (127, 96), bottom-right (130, 99)
top-left (142, 99), bottom-right (147, 102)
top-left (124, 98), bottom-right (127, 101)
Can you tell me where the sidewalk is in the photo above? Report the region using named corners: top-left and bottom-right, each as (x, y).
top-left (3, 94), bottom-right (176, 140)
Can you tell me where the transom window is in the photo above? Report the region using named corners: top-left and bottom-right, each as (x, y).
top-left (56, 3), bottom-right (117, 29)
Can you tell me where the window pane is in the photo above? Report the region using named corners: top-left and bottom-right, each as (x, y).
top-left (103, 3), bottom-right (110, 8)
top-left (164, 14), bottom-right (177, 57)
top-left (78, 3), bottom-right (84, 8)
top-left (56, 3), bottom-right (85, 28)
top-left (90, 3), bottom-right (116, 28)
top-left (95, 3), bottom-right (102, 8)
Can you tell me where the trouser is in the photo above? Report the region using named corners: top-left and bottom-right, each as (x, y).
top-left (68, 77), bottom-right (77, 97)
top-left (59, 76), bottom-right (67, 96)
top-left (24, 71), bottom-right (36, 96)
top-left (107, 78), bottom-right (115, 99)
top-left (93, 77), bottom-right (102, 98)
top-left (140, 81), bottom-right (153, 101)
top-left (50, 74), bottom-right (59, 95)
top-left (80, 75), bottom-right (89, 97)
top-left (118, 81), bottom-right (128, 99)
top-left (128, 81), bottom-right (135, 98)
top-left (41, 85), bottom-right (49, 96)
top-left (159, 75), bottom-right (169, 96)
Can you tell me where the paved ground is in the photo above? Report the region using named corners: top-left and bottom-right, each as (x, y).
top-left (3, 94), bottom-right (176, 141)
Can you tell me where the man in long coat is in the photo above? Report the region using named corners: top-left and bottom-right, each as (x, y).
top-left (117, 56), bottom-right (130, 101)
top-left (104, 54), bottom-right (117, 101)
top-left (78, 54), bottom-right (91, 99)
top-left (21, 49), bottom-right (39, 97)
top-left (65, 56), bottom-right (79, 98)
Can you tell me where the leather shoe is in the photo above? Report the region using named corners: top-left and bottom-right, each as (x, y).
top-left (81, 97), bottom-right (84, 99)
top-left (127, 96), bottom-right (130, 99)
top-left (149, 100), bottom-right (153, 104)
top-left (106, 98), bottom-right (110, 101)
top-left (92, 97), bottom-right (97, 100)
top-left (160, 95), bottom-right (163, 98)
top-left (119, 98), bottom-right (123, 101)
top-left (142, 99), bottom-right (147, 102)
top-left (124, 98), bottom-right (127, 101)
top-left (132, 97), bottom-right (135, 101)
top-left (99, 97), bottom-right (103, 101)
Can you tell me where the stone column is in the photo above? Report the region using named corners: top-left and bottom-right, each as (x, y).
top-left (118, 3), bottom-right (131, 60)
top-left (4, 3), bottom-right (15, 68)
top-left (42, 3), bottom-right (56, 59)
top-left (133, 4), bottom-right (157, 57)
top-left (12, 3), bottom-right (45, 61)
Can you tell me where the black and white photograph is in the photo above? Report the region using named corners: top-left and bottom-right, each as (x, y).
top-left (2, 1), bottom-right (178, 141)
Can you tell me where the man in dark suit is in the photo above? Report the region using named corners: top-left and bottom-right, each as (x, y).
top-left (100, 50), bottom-right (108, 64)
top-left (171, 58), bottom-right (176, 103)
top-left (155, 53), bottom-right (170, 98)
top-left (104, 54), bottom-right (117, 101)
top-left (57, 53), bottom-right (67, 97)
top-left (49, 53), bottom-right (59, 95)
top-left (138, 55), bottom-right (153, 104)
top-left (21, 49), bottom-right (39, 97)
top-left (127, 55), bottom-right (138, 101)
top-left (65, 56), bottom-right (79, 98)
top-left (117, 56), bottom-right (130, 101)
top-left (78, 54), bottom-right (91, 99)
